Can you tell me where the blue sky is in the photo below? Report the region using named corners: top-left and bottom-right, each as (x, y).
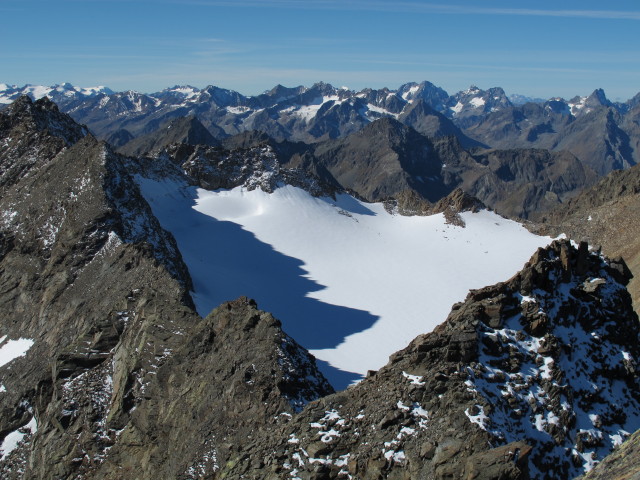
top-left (1, 0), bottom-right (639, 100)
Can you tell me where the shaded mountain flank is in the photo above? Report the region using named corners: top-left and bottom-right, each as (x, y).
top-left (435, 142), bottom-right (599, 219)
top-left (117, 115), bottom-right (222, 157)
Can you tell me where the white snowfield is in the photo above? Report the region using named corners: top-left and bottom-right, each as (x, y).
top-left (138, 180), bottom-right (552, 387)
top-left (0, 337), bottom-right (34, 369)
top-left (0, 416), bottom-right (37, 460)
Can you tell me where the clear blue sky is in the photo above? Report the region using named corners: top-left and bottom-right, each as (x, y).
top-left (1, 0), bottom-right (639, 100)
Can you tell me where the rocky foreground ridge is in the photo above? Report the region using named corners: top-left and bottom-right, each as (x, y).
top-left (221, 240), bottom-right (639, 480)
top-left (0, 97), bottom-right (333, 478)
top-left (0, 97), bottom-right (639, 479)
top-left (534, 163), bottom-right (640, 314)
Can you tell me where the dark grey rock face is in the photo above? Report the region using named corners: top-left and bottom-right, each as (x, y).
top-left (436, 144), bottom-right (600, 219)
top-left (398, 98), bottom-right (483, 149)
top-left (117, 115), bottom-right (220, 157)
top-left (308, 117), bottom-right (446, 202)
top-left (89, 297), bottom-right (334, 479)
top-left (162, 141), bottom-right (341, 198)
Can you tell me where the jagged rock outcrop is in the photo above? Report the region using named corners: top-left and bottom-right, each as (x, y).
top-left (534, 163), bottom-right (640, 313)
top-left (0, 96), bottom-right (88, 189)
top-left (161, 142), bottom-right (342, 197)
top-left (383, 188), bottom-right (485, 224)
top-left (430, 187), bottom-right (486, 226)
top-left (221, 240), bottom-right (640, 479)
top-left (79, 297), bottom-right (333, 479)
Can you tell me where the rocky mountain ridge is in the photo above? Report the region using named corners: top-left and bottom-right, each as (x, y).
top-left (464, 89), bottom-right (639, 175)
top-left (169, 116), bottom-right (598, 219)
top-left (0, 97), bottom-right (333, 478)
top-left (2, 81), bottom-right (638, 177)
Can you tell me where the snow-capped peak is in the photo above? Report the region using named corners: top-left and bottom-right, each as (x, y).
top-left (568, 96), bottom-right (588, 116)
top-left (0, 83), bottom-right (114, 105)
top-left (565, 89), bottom-right (612, 117)
top-left (51, 83), bottom-right (113, 97)
top-left (161, 85), bottom-right (200, 99)
top-left (77, 85), bottom-right (113, 96)
top-left (447, 85), bottom-right (511, 117)
top-left (400, 84), bottom-right (420, 101)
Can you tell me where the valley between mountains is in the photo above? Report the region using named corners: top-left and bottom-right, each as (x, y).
top-left (0, 81), bottom-right (639, 479)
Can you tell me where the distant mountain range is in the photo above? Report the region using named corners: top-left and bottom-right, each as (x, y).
top-left (2, 81), bottom-right (639, 176)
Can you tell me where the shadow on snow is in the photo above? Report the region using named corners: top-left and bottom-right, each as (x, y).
top-left (145, 182), bottom-right (377, 389)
